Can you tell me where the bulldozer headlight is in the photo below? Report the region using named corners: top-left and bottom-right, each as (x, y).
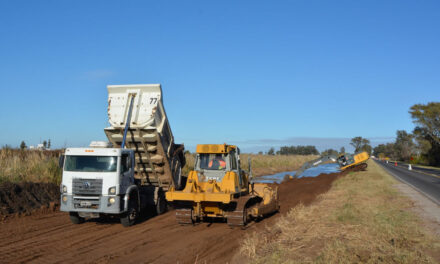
top-left (109, 187), bottom-right (116, 195)
top-left (108, 197), bottom-right (116, 204)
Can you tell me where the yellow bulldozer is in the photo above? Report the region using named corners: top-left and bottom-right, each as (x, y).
top-left (165, 144), bottom-right (279, 227)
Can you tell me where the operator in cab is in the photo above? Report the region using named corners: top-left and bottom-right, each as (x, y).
top-left (208, 154), bottom-right (226, 170)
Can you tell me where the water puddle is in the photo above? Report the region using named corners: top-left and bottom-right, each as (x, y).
top-left (253, 163), bottom-right (340, 184)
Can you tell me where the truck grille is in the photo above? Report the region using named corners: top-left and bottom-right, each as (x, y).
top-left (73, 197), bottom-right (100, 209)
top-left (72, 178), bottom-right (103, 195)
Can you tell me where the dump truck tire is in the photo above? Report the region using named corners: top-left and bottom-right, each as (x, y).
top-left (120, 197), bottom-right (138, 227)
top-left (69, 212), bottom-right (85, 224)
top-left (171, 156), bottom-right (183, 190)
top-left (156, 190), bottom-right (167, 215)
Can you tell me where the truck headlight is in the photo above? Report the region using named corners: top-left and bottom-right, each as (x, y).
top-left (109, 187), bottom-right (116, 195)
top-left (62, 195), bottom-right (68, 203)
top-left (62, 185), bottom-right (67, 193)
top-left (108, 197), bottom-right (116, 204)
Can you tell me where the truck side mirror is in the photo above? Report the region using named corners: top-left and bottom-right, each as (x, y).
top-left (58, 155), bottom-right (65, 169)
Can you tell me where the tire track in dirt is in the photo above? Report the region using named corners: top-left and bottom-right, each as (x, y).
top-left (0, 171), bottom-right (343, 264)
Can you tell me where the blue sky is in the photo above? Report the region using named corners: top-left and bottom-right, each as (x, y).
top-left (0, 1), bottom-right (439, 153)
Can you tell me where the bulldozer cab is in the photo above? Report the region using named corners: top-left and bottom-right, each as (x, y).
top-left (337, 153), bottom-right (361, 167)
top-left (199, 154), bottom-right (227, 170)
top-left (195, 144), bottom-right (245, 187)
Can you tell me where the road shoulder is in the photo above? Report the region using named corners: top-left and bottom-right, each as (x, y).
top-left (393, 183), bottom-right (440, 238)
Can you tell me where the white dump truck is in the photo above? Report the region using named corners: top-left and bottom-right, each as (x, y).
top-left (59, 84), bottom-right (186, 226)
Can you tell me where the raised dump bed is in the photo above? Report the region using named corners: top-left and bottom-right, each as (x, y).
top-left (104, 84), bottom-right (186, 190)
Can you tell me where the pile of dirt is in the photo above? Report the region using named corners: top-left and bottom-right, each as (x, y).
top-left (275, 171), bottom-right (342, 214)
top-left (0, 182), bottom-right (60, 218)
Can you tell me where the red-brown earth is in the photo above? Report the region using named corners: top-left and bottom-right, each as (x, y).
top-left (0, 171), bottom-right (344, 263)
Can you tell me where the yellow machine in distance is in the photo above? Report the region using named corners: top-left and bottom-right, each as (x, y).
top-left (165, 144), bottom-right (279, 226)
top-left (338, 151), bottom-right (369, 171)
top-left (294, 151), bottom-right (370, 177)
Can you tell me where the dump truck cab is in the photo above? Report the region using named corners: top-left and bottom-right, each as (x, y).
top-left (60, 146), bottom-right (143, 225)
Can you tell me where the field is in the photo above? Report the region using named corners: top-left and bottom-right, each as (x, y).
top-left (0, 149), bottom-right (315, 185)
top-left (0, 149), bottom-right (316, 218)
top-left (183, 152), bottom-right (317, 177)
top-left (240, 160), bottom-right (440, 263)
top-left (0, 148), bottom-right (62, 184)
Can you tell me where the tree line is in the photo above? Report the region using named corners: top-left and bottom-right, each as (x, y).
top-left (263, 145), bottom-right (349, 156)
top-left (262, 145), bottom-right (319, 155)
top-left (373, 102), bottom-right (440, 166)
top-left (260, 134), bottom-right (375, 157)
top-left (262, 139), bottom-right (370, 157)
top-left (18, 139), bottom-right (51, 150)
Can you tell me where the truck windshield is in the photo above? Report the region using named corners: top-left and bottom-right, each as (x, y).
top-left (64, 156), bottom-right (117, 172)
top-left (198, 153), bottom-right (227, 170)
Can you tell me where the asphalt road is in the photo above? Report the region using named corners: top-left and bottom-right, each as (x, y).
top-left (375, 159), bottom-right (440, 205)
top-left (393, 160), bottom-right (440, 177)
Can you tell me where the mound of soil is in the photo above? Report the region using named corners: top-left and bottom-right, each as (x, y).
top-left (276, 171), bottom-right (341, 214)
top-left (0, 182), bottom-right (59, 217)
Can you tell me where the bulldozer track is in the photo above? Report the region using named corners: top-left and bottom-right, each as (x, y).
top-left (175, 208), bottom-right (194, 224)
top-left (226, 196), bottom-right (250, 227)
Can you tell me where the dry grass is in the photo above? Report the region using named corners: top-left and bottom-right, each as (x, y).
top-left (240, 160), bottom-right (440, 263)
top-left (0, 148), bottom-right (62, 184)
top-left (182, 153), bottom-right (317, 177)
top-left (0, 148), bottom-right (315, 185)
top-left (183, 152), bottom-right (196, 176)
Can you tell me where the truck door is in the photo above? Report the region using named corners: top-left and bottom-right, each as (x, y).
top-left (120, 153), bottom-right (133, 188)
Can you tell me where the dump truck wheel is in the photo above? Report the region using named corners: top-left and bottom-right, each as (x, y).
top-left (156, 191), bottom-right (167, 215)
top-left (69, 212), bottom-right (85, 224)
top-left (120, 198), bottom-right (138, 227)
top-left (171, 157), bottom-right (183, 190)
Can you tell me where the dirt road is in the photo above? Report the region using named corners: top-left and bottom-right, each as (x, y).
top-left (0, 172), bottom-right (341, 264)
